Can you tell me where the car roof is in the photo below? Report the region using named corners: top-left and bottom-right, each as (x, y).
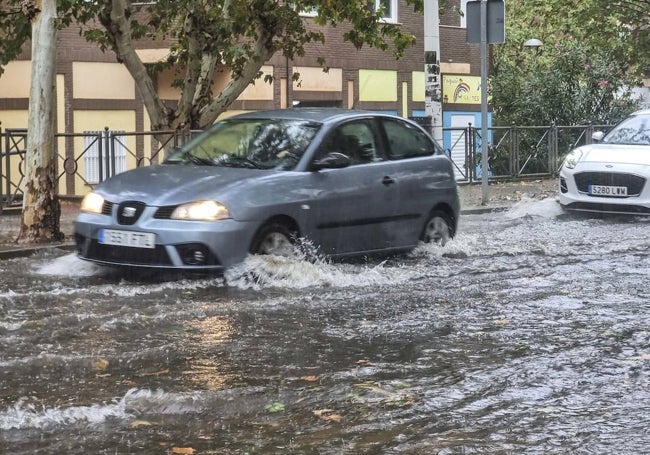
top-left (226, 108), bottom-right (404, 124)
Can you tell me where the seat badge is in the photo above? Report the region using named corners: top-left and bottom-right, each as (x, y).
top-left (122, 206), bottom-right (137, 218)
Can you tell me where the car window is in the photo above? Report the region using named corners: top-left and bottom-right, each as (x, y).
top-left (381, 118), bottom-right (436, 159)
top-left (603, 114), bottom-right (650, 145)
top-left (165, 119), bottom-right (321, 170)
top-left (317, 120), bottom-right (382, 165)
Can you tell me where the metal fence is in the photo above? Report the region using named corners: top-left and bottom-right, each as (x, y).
top-left (0, 127), bottom-right (201, 212)
top-left (0, 121), bottom-right (613, 212)
top-left (409, 118), bottom-right (613, 183)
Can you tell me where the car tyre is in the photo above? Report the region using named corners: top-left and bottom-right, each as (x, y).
top-left (421, 210), bottom-right (453, 246)
top-left (250, 222), bottom-right (297, 256)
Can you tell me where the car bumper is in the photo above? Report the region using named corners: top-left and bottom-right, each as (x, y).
top-left (559, 166), bottom-right (650, 215)
top-left (74, 213), bottom-right (259, 270)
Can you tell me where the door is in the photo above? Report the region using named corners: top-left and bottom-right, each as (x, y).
top-left (302, 119), bottom-right (401, 255)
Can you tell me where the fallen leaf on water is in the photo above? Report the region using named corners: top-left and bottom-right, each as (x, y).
top-left (265, 402), bottom-right (285, 413)
top-left (137, 369), bottom-right (170, 377)
top-left (129, 420), bottom-right (154, 428)
top-left (171, 447), bottom-right (195, 454)
top-left (313, 409), bottom-right (342, 423)
top-left (91, 358), bottom-right (109, 371)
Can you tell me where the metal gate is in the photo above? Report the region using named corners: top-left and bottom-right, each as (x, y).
top-left (0, 128), bottom-right (27, 212)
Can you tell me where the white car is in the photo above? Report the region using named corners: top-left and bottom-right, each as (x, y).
top-left (559, 109), bottom-right (650, 215)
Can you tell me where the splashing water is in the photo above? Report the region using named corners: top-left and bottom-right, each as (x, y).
top-left (34, 253), bottom-right (105, 277)
top-left (505, 196), bottom-right (563, 220)
top-left (225, 254), bottom-right (414, 290)
top-left (0, 388), bottom-right (205, 431)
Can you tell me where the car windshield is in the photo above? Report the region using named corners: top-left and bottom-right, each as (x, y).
top-left (603, 114), bottom-right (650, 145)
top-left (165, 118), bottom-right (322, 170)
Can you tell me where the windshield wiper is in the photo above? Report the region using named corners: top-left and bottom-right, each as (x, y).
top-left (185, 153), bottom-right (216, 166)
top-left (216, 156), bottom-right (261, 169)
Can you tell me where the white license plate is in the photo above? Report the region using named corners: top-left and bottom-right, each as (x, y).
top-left (588, 185), bottom-right (628, 197)
top-left (98, 229), bottom-right (156, 249)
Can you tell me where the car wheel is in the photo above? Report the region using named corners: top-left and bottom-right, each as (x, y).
top-left (421, 210), bottom-right (453, 246)
top-left (250, 222), bottom-right (296, 256)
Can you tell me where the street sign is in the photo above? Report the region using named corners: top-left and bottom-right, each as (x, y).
top-left (466, 0), bottom-right (505, 44)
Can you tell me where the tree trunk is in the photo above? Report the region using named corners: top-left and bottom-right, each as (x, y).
top-left (17, 0), bottom-right (63, 244)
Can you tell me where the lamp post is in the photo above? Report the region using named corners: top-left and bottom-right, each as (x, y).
top-left (523, 38), bottom-right (543, 54)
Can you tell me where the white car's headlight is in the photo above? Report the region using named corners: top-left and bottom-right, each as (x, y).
top-left (562, 149), bottom-right (583, 169)
top-left (80, 192), bottom-right (105, 214)
top-left (170, 200), bottom-right (230, 221)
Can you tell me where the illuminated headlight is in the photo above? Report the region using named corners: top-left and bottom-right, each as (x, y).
top-left (80, 192), bottom-right (105, 214)
top-left (562, 149), bottom-right (583, 169)
top-left (170, 200), bottom-right (230, 221)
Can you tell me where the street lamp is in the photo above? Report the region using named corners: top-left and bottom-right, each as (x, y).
top-left (523, 38), bottom-right (543, 55)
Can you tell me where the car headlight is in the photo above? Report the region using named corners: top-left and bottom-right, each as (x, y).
top-left (80, 192), bottom-right (105, 214)
top-left (170, 200), bottom-right (230, 221)
top-left (562, 149), bottom-right (583, 169)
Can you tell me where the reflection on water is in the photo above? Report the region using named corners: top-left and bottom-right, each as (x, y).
top-left (1, 200), bottom-right (649, 452)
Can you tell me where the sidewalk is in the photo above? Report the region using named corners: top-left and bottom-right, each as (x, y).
top-left (0, 178), bottom-right (558, 259)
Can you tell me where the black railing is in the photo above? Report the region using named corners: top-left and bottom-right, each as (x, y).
top-left (0, 128), bottom-right (27, 213)
top-left (410, 118), bottom-right (614, 183)
top-left (1, 122), bottom-right (613, 211)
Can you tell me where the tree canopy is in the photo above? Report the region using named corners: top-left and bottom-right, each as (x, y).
top-left (0, 1), bottom-right (35, 73)
top-left (66, 0), bottom-right (423, 131)
top-left (490, 0), bottom-right (648, 126)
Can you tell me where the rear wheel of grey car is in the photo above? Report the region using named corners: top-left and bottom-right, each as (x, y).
top-left (250, 222), bottom-right (296, 256)
top-left (421, 210), bottom-right (453, 246)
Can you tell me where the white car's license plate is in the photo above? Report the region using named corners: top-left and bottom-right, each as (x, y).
top-left (98, 229), bottom-right (156, 249)
top-left (588, 185), bottom-right (628, 197)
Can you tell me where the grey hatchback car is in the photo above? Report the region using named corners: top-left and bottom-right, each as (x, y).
top-left (74, 109), bottom-right (460, 270)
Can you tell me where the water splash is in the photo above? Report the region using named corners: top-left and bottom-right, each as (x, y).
top-left (0, 388), bottom-right (205, 431)
top-left (34, 253), bottom-right (105, 277)
top-left (225, 254), bottom-right (414, 290)
top-left (505, 196), bottom-right (563, 219)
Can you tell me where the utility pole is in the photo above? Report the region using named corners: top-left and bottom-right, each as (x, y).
top-left (423, 0), bottom-right (443, 143)
top-left (466, 0), bottom-right (505, 205)
top-left (480, 0), bottom-right (489, 205)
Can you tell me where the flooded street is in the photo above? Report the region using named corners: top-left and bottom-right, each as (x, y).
top-left (1, 197), bottom-right (649, 454)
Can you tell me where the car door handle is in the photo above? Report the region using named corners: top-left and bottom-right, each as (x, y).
top-left (382, 176), bottom-right (396, 186)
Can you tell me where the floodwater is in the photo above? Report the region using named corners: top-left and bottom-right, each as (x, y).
top-left (1, 197), bottom-right (649, 454)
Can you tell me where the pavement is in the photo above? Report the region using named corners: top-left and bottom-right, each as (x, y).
top-left (0, 178), bottom-right (559, 259)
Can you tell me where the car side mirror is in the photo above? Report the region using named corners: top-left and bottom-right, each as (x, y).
top-left (312, 152), bottom-right (352, 171)
top-left (592, 131), bottom-right (605, 143)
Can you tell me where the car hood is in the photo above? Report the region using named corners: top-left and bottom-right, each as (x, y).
top-left (579, 143), bottom-right (650, 166)
top-left (95, 164), bottom-right (276, 206)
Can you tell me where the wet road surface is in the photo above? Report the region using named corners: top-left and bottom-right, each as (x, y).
top-left (1, 197), bottom-right (649, 454)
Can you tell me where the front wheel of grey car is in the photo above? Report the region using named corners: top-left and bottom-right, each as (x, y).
top-left (250, 222), bottom-right (297, 256)
top-left (421, 210), bottom-right (453, 246)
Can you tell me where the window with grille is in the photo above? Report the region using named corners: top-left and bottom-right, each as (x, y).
top-left (83, 130), bottom-right (127, 184)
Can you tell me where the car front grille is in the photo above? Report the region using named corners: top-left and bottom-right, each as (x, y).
top-left (574, 172), bottom-right (646, 196)
top-left (154, 206), bottom-right (177, 219)
top-left (101, 201), bottom-right (114, 216)
top-left (85, 239), bottom-right (172, 266)
top-left (117, 201), bottom-right (146, 225)
top-left (563, 201), bottom-right (650, 215)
